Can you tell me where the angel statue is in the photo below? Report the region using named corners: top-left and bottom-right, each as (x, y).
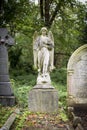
top-left (33, 27), bottom-right (55, 85)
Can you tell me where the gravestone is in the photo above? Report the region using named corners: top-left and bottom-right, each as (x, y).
top-left (28, 27), bottom-right (58, 113)
top-left (0, 28), bottom-right (15, 106)
top-left (67, 44), bottom-right (87, 108)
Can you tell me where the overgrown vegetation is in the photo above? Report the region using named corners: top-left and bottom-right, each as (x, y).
top-left (0, 69), bottom-right (67, 129)
top-left (10, 68), bottom-right (67, 108)
top-left (0, 106), bottom-right (16, 128)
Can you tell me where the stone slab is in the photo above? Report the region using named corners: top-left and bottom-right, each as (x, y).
top-left (67, 44), bottom-right (87, 108)
top-left (0, 96), bottom-right (15, 106)
top-left (33, 84), bottom-right (54, 89)
top-left (28, 88), bottom-right (58, 113)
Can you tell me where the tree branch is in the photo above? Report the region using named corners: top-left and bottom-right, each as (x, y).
top-left (49, 0), bottom-right (65, 27)
top-left (49, 4), bottom-right (60, 27)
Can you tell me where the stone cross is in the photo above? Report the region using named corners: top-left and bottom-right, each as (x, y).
top-left (0, 28), bottom-right (15, 106)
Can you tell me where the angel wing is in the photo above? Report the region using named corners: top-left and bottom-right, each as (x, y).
top-left (33, 31), bottom-right (39, 69)
top-left (48, 31), bottom-right (54, 43)
top-left (48, 31), bottom-right (55, 71)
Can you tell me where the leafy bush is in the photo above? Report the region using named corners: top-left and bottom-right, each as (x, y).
top-left (10, 73), bottom-right (37, 107)
top-left (51, 68), bottom-right (67, 85)
top-left (0, 106), bottom-right (16, 128)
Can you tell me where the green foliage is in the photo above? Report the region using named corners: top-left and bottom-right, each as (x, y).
top-left (52, 81), bottom-right (68, 121)
top-left (52, 83), bottom-right (67, 109)
top-left (59, 109), bottom-right (68, 122)
top-left (14, 110), bottom-right (30, 130)
top-left (8, 33), bottom-right (34, 70)
top-left (79, 3), bottom-right (87, 44)
top-left (7, 2), bottom-right (86, 71)
top-left (0, 106), bottom-right (16, 127)
top-left (51, 68), bottom-right (67, 85)
top-left (10, 72), bottom-right (37, 107)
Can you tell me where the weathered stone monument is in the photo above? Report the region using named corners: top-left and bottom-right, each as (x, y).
top-left (0, 28), bottom-right (15, 106)
top-left (28, 27), bottom-right (58, 112)
top-left (67, 44), bottom-right (87, 108)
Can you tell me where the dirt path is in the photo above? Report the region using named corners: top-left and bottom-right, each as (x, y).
top-left (22, 113), bottom-right (71, 130)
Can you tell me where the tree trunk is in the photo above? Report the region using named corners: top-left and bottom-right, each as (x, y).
top-left (40, 0), bottom-right (44, 20)
top-left (45, 0), bottom-right (50, 27)
top-left (0, 0), bottom-right (4, 25)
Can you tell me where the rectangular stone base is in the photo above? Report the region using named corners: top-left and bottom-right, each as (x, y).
top-left (0, 96), bottom-right (15, 106)
top-left (28, 88), bottom-right (58, 113)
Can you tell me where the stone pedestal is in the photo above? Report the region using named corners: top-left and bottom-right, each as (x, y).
top-left (0, 96), bottom-right (15, 106)
top-left (28, 86), bottom-right (58, 113)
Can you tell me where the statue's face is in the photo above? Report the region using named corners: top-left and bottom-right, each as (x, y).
top-left (42, 29), bottom-right (47, 36)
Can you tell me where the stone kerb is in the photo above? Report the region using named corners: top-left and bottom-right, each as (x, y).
top-left (67, 44), bottom-right (87, 108)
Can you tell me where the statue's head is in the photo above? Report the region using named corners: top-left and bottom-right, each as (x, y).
top-left (41, 27), bottom-right (48, 35)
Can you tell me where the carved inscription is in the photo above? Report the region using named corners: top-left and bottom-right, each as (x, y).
top-left (74, 53), bottom-right (87, 98)
top-left (77, 92), bottom-right (87, 98)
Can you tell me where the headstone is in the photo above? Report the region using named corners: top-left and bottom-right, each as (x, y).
top-left (28, 27), bottom-right (58, 113)
top-left (0, 28), bottom-right (15, 106)
top-left (67, 44), bottom-right (87, 108)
